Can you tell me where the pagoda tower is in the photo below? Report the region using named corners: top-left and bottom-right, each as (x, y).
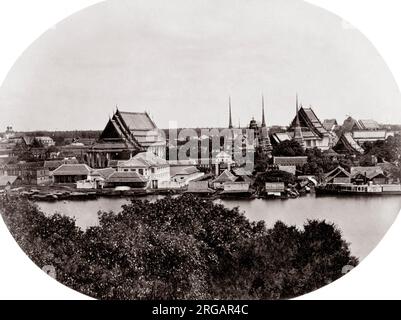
top-left (259, 95), bottom-right (273, 155)
top-left (293, 94), bottom-right (305, 148)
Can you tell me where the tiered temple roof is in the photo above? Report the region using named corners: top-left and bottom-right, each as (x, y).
top-left (334, 132), bottom-right (364, 154)
top-left (290, 106), bottom-right (330, 140)
top-left (96, 109), bottom-right (165, 152)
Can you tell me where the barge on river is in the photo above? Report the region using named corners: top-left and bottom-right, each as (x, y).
top-left (315, 183), bottom-right (401, 196)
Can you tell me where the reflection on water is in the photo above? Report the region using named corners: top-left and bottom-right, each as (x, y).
top-left (37, 194), bottom-right (401, 260)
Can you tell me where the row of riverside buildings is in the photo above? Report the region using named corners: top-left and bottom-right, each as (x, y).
top-left (1, 96), bottom-right (400, 191)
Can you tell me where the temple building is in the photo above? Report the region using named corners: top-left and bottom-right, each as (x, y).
top-left (272, 96), bottom-right (332, 151)
top-left (87, 109), bottom-right (166, 168)
top-left (290, 97), bottom-right (332, 150)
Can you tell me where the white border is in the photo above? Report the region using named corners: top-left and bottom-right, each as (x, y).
top-left (0, 0), bottom-right (401, 300)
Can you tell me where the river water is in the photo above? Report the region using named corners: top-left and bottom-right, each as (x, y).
top-left (37, 194), bottom-right (401, 260)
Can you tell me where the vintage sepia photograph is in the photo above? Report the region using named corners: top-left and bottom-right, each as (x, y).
top-left (1, 0), bottom-right (401, 300)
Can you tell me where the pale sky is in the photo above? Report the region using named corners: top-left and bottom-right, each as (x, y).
top-left (1, 0), bottom-right (401, 131)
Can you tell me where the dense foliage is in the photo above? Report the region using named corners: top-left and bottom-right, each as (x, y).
top-left (301, 148), bottom-right (355, 178)
top-left (362, 134), bottom-right (401, 163)
top-left (1, 195), bottom-right (357, 300)
top-left (272, 140), bottom-right (305, 157)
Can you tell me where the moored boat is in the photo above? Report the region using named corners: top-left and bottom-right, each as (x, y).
top-left (315, 183), bottom-right (401, 196)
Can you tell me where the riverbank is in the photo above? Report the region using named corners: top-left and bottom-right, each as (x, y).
top-left (8, 184), bottom-right (302, 202)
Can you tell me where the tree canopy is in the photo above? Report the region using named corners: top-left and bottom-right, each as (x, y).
top-left (272, 140), bottom-right (305, 157)
top-left (0, 195), bottom-right (357, 300)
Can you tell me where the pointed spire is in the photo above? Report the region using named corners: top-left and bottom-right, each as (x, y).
top-left (293, 93), bottom-right (305, 149)
top-left (228, 96), bottom-right (233, 129)
top-left (261, 94), bottom-right (266, 127)
top-left (295, 93), bottom-right (301, 127)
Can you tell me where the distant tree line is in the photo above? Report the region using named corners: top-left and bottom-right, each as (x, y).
top-left (17, 131), bottom-right (101, 146)
top-left (0, 195), bottom-right (357, 300)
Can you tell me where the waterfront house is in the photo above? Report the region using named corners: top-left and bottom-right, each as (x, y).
top-left (76, 168), bottom-right (115, 189)
top-left (186, 181), bottom-right (215, 196)
top-left (220, 182), bottom-right (253, 198)
top-left (212, 169), bottom-right (238, 189)
top-left (350, 166), bottom-right (388, 185)
top-left (51, 164), bottom-right (92, 184)
top-left (170, 166), bottom-right (204, 186)
top-left (76, 173), bottom-right (104, 189)
top-left (118, 151), bottom-right (170, 189)
top-left (377, 162), bottom-right (401, 184)
top-left (265, 182), bottom-right (285, 197)
top-left (323, 166), bottom-right (351, 184)
top-left (222, 182), bottom-right (250, 192)
top-left (104, 171), bottom-right (148, 189)
top-left (2, 161), bottom-right (50, 185)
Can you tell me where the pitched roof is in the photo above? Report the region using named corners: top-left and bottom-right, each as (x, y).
top-left (302, 108), bottom-right (329, 136)
top-left (322, 119), bottom-right (338, 131)
top-left (222, 182), bottom-right (250, 192)
top-left (5, 161), bottom-right (45, 170)
top-left (170, 166), bottom-right (200, 177)
top-left (342, 116), bottom-right (361, 132)
top-left (377, 162), bottom-right (398, 174)
top-left (35, 136), bottom-right (54, 142)
top-left (0, 175), bottom-right (19, 186)
top-left (273, 156), bottom-right (308, 166)
top-left (272, 132), bottom-right (292, 143)
top-left (336, 132), bottom-right (364, 154)
top-left (106, 171), bottom-right (148, 183)
top-left (0, 157), bottom-right (17, 166)
top-left (22, 136), bottom-right (35, 146)
top-left (323, 147), bottom-right (340, 157)
top-left (233, 167), bottom-right (253, 176)
top-left (119, 151), bottom-right (168, 168)
top-left (97, 110), bottom-right (165, 150)
top-left (44, 159), bottom-right (79, 170)
top-left (51, 164), bottom-right (92, 176)
top-left (350, 166), bottom-right (385, 179)
top-left (213, 169), bottom-right (238, 183)
top-left (324, 166), bottom-right (351, 179)
top-left (290, 107), bottom-right (329, 138)
top-left (187, 181), bottom-right (214, 193)
top-left (92, 167), bottom-right (115, 179)
top-left (352, 130), bottom-right (387, 139)
top-left (118, 112), bottom-right (156, 131)
top-left (358, 119), bottom-right (380, 130)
